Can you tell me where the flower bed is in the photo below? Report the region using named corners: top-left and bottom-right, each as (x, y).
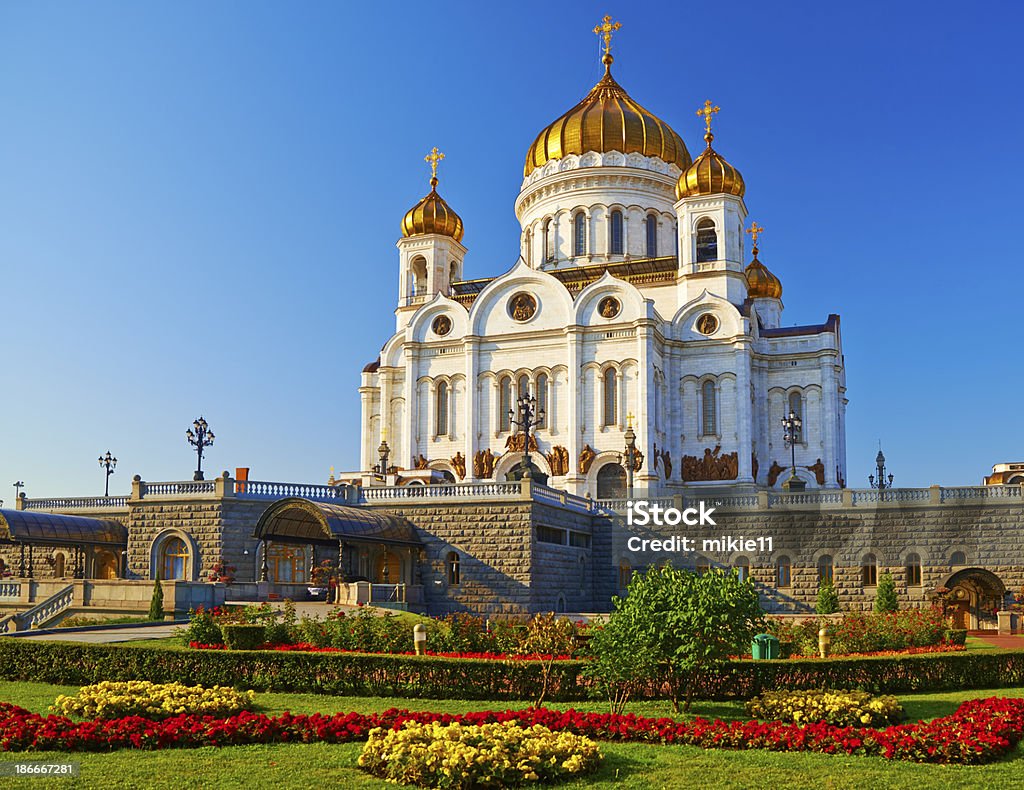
top-left (51, 682), bottom-right (255, 720)
top-left (745, 689), bottom-right (903, 727)
top-left (1, 698), bottom-right (1022, 764)
top-left (358, 720), bottom-right (602, 786)
top-left (768, 610), bottom-right (949, 657)
top-left (189, 641), bottom-right (573, 661)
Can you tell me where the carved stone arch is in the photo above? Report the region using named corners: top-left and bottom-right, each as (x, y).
top-left (589, 453), bottom-right (627, 498)
top-left (900, 546), bottom-right (930, 566)
top-left (150, 528), bottom-right (200, 582)
top-left (492, 451), bottom-right (550, 482)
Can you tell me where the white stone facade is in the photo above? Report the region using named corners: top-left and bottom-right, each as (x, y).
top-left (360, 149), bottom-right (847, 496)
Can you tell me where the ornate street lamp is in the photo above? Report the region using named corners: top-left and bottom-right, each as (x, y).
top-left (373, 436), bottom-right (392, 479)
top-left (98, 450), bottom-right (117, 497)
top-left (621, 413), bottom-right (637, 500)
top-left (185, 417), bottom-right (215, 481)
top-left (869, 448), bottom-right (894, 490)
top-left (509, 393), bottom-right (546, 484)
top-left (780, 411), bottom-right (805, 491)
top-left (13, 481), bottom-right (24, 501)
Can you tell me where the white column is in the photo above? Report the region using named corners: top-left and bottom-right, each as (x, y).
top-left (464, 339), bottom-right (479, 479)
top-left (636, 322), bottom-right (657, 487)
top-left (564, 327), bottom-right (583, 493)
top-left (736, 346), bottom-right (753, 482)
top-left (359, 385), bottom-right (374, 472)
top-left (821, 356), bottom-right (838, 487)
top-left (379, 371), bottom-right (392, 446)
top-left (403, 346), bottom-right (416, 467)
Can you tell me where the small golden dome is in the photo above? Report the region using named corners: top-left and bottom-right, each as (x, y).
top-left (676, 132), bottom-right (745, 199)
top-left (745, 249), bottom-right (782, 299)
top-left (401, 176), bottom-right (464, 242)
top-left (524, 54), bottom-right (691, 177)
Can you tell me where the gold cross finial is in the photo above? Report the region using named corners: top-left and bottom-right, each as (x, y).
top-left (424, 147), bottom-right (445, 185)
top-left (626, 412), bottom-right (635, 428)
top-left (697, 100), bottom-right (720, 139)
top-left (593, 15), bottom-right (622, 57)
top-left (746, 221), bottom-right (764, 252)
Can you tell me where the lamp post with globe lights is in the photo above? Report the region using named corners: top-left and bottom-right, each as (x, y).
top-left (869, 448), bottom-right (894, 490)
top-left (185, 418), bottom-right (215, 481)
top-left (98, 451), bottom-right (117, 497)
top-left (509, 393), bottom-right (546, 484)
top-left (780, 411), bottom-right (805, 491)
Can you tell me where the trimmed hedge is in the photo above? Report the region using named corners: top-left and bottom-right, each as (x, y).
top-left (222, 624), bottom-right (266, 651)
top-left (0, 640), bottom-right (1023, 701)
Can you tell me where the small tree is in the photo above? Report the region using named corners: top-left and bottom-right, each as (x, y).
top-left (590, 565), bottom-right (764, 712)
top-left (874, 573), bottom-right (899, 613)
top-left (583, 615), bottom-right (656, 715)
top-left (149, 575), bottom-right (165, 622)
top-left (816, 580), bottom-right (840, 614)
top-left (510, 612), bottom-right (579, 708)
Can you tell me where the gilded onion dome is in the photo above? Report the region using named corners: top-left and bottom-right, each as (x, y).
top-left (524, 53), bottom-right (691, 177)
top-left (675, 102), bottom-right (744, 199)
top-left (401, 147), bottom-right (464, 242)
top-left (745, 233), bottom-right (782, 299)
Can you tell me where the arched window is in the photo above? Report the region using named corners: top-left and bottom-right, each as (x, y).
top-left (536, 372), bottom-right (548, 428)
top-left (734, 556), bottom-right (750, 583)
top-left (701, 380), bottom-right (717, 436)
top-left (695, 218), bottom-right (717, 263)
top-left (645, 214), bottom-right (658, 257)
top-left (544, 218), bottom-right (554, 262)
top-left (52, 552), bottom-right (66, 579)
top-left (498, 375), bottom-right (512, 431)
top-left (610, 210), bottom-right (624, 255)
top-left (603, 368), bottom-right (618, 426)
top-left (449, 260), bottom-right (459, 287)
top-left (788, 391), bottom-right (803, 442)
top-left (268, 544), bottom-right (307, 583)
top-left (573, 213), bottom-right (586, 256)
top-left (436, 381), bottom-right (449, 436)
top-left (446, 551), bottom-right (461, 586)
top-left (160, 537), bottom-right (190, 581)
top-left (776, 556), bottom-right (791, 588)
top-left (517, 374), bottom-right (530, 399)
top-left (818, 554), bottom-right (834, 585)
top-left (906, 553), bottom-right (922, 587)
top-left (862, 553), bottom-right (878, 586)
top-left (951, 551), bottom-right (966, 566)
top-left (411, 256), bottom-right (427, 296)
top-left (618, 560), bottom-right (632, 589)
top-left (596, 463), bottom-right (626, 498)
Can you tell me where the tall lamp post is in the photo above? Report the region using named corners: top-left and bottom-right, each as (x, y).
top-left (373, 437), bottom-right (392, 480)
top-left (13, 481), bottom-right (24, 502)
top-left (869, 448), bottom-right (894, 490)
top-left (185, 418), bottom-right (215, 481)
top-left (621, 413), bottom-right (637, 500)
top-left (509, 393), bottom-right (546, 484)
top-left (780, 410), bottom-right (805, 491)
top-left (98, 450), bottom-right (117, 497)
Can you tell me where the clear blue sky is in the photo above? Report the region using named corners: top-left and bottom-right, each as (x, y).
top-left (1, 1), bottom-right (1021, 498)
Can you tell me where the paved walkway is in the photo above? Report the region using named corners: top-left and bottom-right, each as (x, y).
top-left (12, 623), bottom-right (184, 643)
top-left (969, 631), bottom-right (1024, 649)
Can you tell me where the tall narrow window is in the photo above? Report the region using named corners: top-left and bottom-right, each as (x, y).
top-left (695, 218), bottom-right (717, 262)
top-left (862, 553), bottom-right (878, 586)
top-left (498, 375), bottom-right (511, 431)
top-left (517, 374), bottom-right (530, 399)
top-left (446, 551), bottom-right (461, 586)
top-left (701, 380), bottom-right (717, 436)
top-left (603, 368), bottom-right (617, 426)
top-left (906, 553), bottom-right (922, 587)
top-left (618, 560), bottom-right (632, 589)
top-left (818, 554), bottom-right (834, 585)
top-left (788, 391), bottom-right (803, 442)
top-left (610, 210), bottom-right (624, 255)
top-left (645, 214), bottom-right (658, 257)
top-left (734, 556), bottom-right (750, 583)
top-left (160, 537), bottom-right (190, 581)
top-left (544, 218), bottom-right (554, 262)
top-left (776, 556), bottom-right (792, 588)
top-left (524, 229), bottom-right (532, 265)
top-left (436, 381), bottom-right (449, 436)
top-left (573, 213), bottom-right (586, 256)
top-left (536, 372), bottom-right (548, 428)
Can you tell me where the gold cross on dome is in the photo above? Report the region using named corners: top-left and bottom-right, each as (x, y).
top-left (697, 100), bottom-right (720, 135)
top-left (424, 147), bottom-right (445, 180)
top-left (593, 15), bottom-right (622, 55)
top-left (626, 412), bottom-right (635, 428)
top-left (746, 222), bottom-right (764, 248)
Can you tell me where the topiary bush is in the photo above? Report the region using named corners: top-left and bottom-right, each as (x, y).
top-left (222, 624), bottom-right (266, 650)
top-left (874, 572), bottom-right (899, 613)
top-left (746, 688), bottom-right (903, 727)
top-left (945, 628), bottom-right (968, 646)
top-left (816, 581), bottom-right (840, 614)
top-left (358, 720), bottom-right (602, 786)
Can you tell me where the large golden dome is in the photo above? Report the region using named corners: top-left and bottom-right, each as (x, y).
top-left (524, 54), bottom-right (691, 178)
top-left (745, 245), bottom-right (782, 299)
top-left (676, 131), bottom-right (745, 199)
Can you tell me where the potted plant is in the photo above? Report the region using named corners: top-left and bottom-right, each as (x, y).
top-left (208, 558), bottom-right (236, 584)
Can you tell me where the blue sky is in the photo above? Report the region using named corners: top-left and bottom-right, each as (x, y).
top-left (1, 1), bottom-right (1021, 497)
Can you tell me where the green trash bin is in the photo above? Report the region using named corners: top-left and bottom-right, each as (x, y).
top-left (751, 634), bottom-right (779, 660)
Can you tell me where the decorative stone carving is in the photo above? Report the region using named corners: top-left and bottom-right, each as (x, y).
top-left (473, 448), bottom-right (496, 479)
top-left (545, 445), bottom-right (570, 477)
top-left (505, 433), bottom-right (539, 453)
top-left (413, 454), bottom-right (430, 470)
top-left (631, 449), bottom-right (644, 472)
top-left (579, 444), bottom-right (597, 475)
top-left (598, 296), bottom-right (621, 318)
top-left (431, 315), bottom-right (452, 336)
top-left (808, 458), bottom-right (825, 486)
top-left (695, 313), bottom-right (719, 335)
top-left (767, 460), bottom-right (786, 487)
top-left (451, 452), bottom-right (466, 480)
top-left (508, 292), bottom-right (537, 322)
top-left (681, 445), bottom-right (738, 481)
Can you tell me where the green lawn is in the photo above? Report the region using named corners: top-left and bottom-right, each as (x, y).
top-left (1, 681), bottom-right (1024, 788)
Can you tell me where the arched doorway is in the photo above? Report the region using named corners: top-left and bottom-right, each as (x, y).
top-left (596, 463), bottom-right (626, 499)
top-left (53, 552), bottom-right (66, 578)
top-left (375, 551), bottom-right (401, 584)
top-left (95, 550), bottom-right (118, 579)
top-left (942, 568), bottom-right (1006, 630)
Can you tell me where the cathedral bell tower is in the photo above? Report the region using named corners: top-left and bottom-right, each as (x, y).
top-left (744, 222), bottom-right (784, 329)
top-left (674, 102), bottom-right (749, 304)
top-left (396, 147), bottom-right (466, 332)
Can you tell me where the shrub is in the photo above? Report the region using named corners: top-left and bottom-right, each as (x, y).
top-left (222, 624), bottom-right (266, 650)
top-left (945, 629), bottom-right (968, 646)
top-left (358, 720), bottom-right (602, 786)
top-left (830, 609), bottom-right (946, 654)
top-left (51, 681), bottom-right (256, 720)
top-left (148, 578), bottom-right (164, 622)
top-left (874, 572), bottom-right (899, 612)
top-left (181, 607), bottom-right (223, 646)
top-left (816, 581), bottom-right (840, 614)
top-left (746, 689), bottom-right (903, 727)
top-left (510, 613), bottom-right (580, 708)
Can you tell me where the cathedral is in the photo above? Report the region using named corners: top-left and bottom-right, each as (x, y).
top-left (358, 19), bottom-right (847, 498)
